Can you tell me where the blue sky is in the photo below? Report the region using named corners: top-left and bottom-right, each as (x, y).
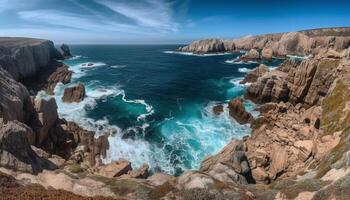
top-left (1, 0), bottom-right (350, 44)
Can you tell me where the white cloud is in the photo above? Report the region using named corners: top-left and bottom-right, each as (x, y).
top-left (17, 9), bottom-right (148, 35)
top-left (95, 0), bottom-right (178, 32)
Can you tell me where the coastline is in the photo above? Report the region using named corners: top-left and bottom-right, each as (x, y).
top-left (1, 27), bottom-right (350, 199)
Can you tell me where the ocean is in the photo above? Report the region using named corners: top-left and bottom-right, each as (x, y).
top-left (51, 45), bottom-right (283, 175)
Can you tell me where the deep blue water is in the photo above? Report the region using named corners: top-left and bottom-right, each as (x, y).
top-left (52, 45), bottom-right (283, 175)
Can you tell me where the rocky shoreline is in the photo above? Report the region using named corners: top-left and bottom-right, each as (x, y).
top-left (1, 28), bottom-right (350, 199)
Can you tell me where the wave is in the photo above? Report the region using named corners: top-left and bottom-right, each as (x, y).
top-left (225, 58), bottom-right (258, 64)
top-left (238, 67), bottom-right (251, 73)
top-left (163, 50), bottom-right (233, 57)
top-left (229, 77), bottom-right (250, 87)
top-left (67, 55), bottom-right (87, 60)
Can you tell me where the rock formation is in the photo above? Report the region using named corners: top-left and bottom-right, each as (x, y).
top-left (178, 27), bottom-right (350, 58)
top-left (228, 98), bottom-right (254, 124)
top-left (240, 64), bottom-right (269, 84)
top-left (0, 38), bottom-right (63, 80)
top-left (62, 83), bottom-right (85, 103)
top-left (60, 43), bottom-right (72, 58)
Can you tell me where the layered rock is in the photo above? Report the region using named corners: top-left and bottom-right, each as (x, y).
top-left (0, 120), bottom-right (57, 174)
top-left (238, 49), bottom-right (260, 62)
top-left (0, 38), bottom-right (63, 80)
top-left (177, 38), bottom-right (225, 53)
top-left (46, 64), bottom-right (73, 94)
top-left (240, 64), bottom-right (269, 84)
top-left (178, 27), bottom-right (350, 57)
top-left (62, 83), bottom-right (85, 103)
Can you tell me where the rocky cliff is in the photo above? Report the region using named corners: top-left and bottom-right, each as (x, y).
top-left (2, 36), bottom-right (350, 200)
top-left (178, 27), bottom-right (350, 57)
top-left (0, 37), bottom-right (63, 80)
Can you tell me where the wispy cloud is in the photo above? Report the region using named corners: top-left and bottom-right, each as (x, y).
top-left (17, 9), bottom-right (149, 35)
top-left (95, 0), bottom-right (178, 32)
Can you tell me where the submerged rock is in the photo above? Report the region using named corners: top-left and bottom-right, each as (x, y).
top-left (212, 104), bottom-right (224, 115)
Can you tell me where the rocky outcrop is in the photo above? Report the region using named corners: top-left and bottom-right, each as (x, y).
top-left (60, 44), bottom-right (72, 58)
top-left (0, 120), bottom-right (57, 174)
top-left (245, 52), bottom-right (341, 106)
top-left (0, 67), bottom-right (31, 123)
top-left (228, 98), bottom-right (254, 124)
top-left (238, 49), bottom-right (260, 62)
top-left (0, 38), bottom-right (63, 80)
top-left (62, 83), bottom-right (85, 103)
top-left (240, 64), bottom-right (269, 84)
top-left (178, 27), bottom-right (350, 57)
top-left (46, 64), bottom-right (73, 94)
top-left (212, 104), bottom-right (224, 115)
top-left (96, 159), bottom-right (132, 178)
top-left (177, 38), bottom-right (225, 53)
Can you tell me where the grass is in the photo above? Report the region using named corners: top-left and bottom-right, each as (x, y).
top-left (321, 79), bottom-right (350, 136)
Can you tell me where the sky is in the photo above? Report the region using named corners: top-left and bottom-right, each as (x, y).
top-left (1, 0), bottom-right (350, 44)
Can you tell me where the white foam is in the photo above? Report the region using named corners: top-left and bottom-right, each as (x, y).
top-left (110, 65), bottom-right (127, 69)
top-left (229, 77), bottom-right (251, 87)
top-left (238, 68), bottom-right (251, 73)
top-left (163, 50), bottom-right (233, 57)
top-left (286, 55), bottom-right (311, 60)
top-left (68, 55), bottom-right (87, 60)
top-left (79, 62), bottom-right (107, 68)
top-left (118, 90), bottom-right (154, 121)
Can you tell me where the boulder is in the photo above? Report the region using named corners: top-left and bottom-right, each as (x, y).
top-left (178, 39), bottom-right (225, 53)
top-left (96, 159), bottom-right (131, 178)
top-left (125, 163), bottom-right (149, 179)
top-left (239, 49), bottom-right (260, 62)
top-left (228, 98), bottom-right (254, 124)
top-left (207, 163), bottom-right (248, 185)
top-left (0, 120), bottom-right (57, 174)
top-left (251, 167), bottom-right (269, 184)
top-left (240, 64), bottom-right (269, 84)
top-left (60, 44), bottom-right (72, 58)
top-left (212, 104), bottom-right (224, 115)
top-left (46, 65), bottom-right (73, 94)
top-left (294, 140), bottom-right (315, 161)
top-left (177, 171), bottom-right (215, 190)
top-left (261, 48), bottom-right (273, 60)
top-left (268, 144), bottom-right (288, 180)
top-left (32, 97), bottom-right (58, 145)
top-left (62, 83), bottom-right (85, 103)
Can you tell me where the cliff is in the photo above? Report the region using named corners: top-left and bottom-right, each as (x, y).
top-left (0, 37), bottom-right (63, 80)
top-left (178, 27), bottom-right (350, 57)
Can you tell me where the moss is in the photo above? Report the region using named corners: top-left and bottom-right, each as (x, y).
top-left (107, 179), bottom-right (152, 199)
top-left (312, 173), bottom-right (350, 200)
top-left (65, 163), bottom-right (84, 174)
top-left (317, 126), bottom-right (350, 178)
top-left (321, 79), bottom-right (350, 135)
top-left (148, 182), bottom-right (175, 200)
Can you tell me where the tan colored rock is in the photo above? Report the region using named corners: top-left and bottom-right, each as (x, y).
top-left (177, 171), bottom-right (215, 189)
top-left (96, 159), bottom-right (131, 178)
top-left (228, 98), bottom-right (254, 124)
top-left (146, 173), bottom-right (175, 186)
top-left (47, 65), bottom-right (73, 94)
top-left (261, 48), bottom-right (273, 60)
top-left (125, 163), bottom-right (149, 179)
top-left (239, 49), bottom-right (260, 62)
top-left (240, 64), bottom-right (269, 84)
top-left (207, 163), bottom-right (248, 184)
top-left (251, 167), bottom-right (269, 184)
top-left (62, 83), bottom-right (85, 103)
top-left (294, 140), bottom-right (315, 161)
top-left (268, 144), bottom-right (288, 179)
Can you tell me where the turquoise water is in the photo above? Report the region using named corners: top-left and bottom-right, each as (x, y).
top-left (53, 45), bottom-right (283, 175)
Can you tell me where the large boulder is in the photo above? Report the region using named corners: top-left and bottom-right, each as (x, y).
top-left (96, 159), bottom-right (132, 178)
top-left (240, 64), bottom-right (269, 84)
top-left (62, 83), bottom-right (85, 103)
top-left (32, 97), bottom-right (58, 145)
top-left (0, 120), bottom-right (57, 174)
top-left (268, 144), bottom-right (288, 180)
top-left (261, 48), bottom-right (273, 60)
top-left (228, 98), bottom-right (254, 124)
top-left (239, 49), bottom-right (260, 62)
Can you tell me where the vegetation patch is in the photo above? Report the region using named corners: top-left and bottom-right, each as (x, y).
top-left (312, 173), bottom-right (350, 200)
top-left (317, 127), bottom-right (350, 178)
top-left (321, 79), bottom-right (350, 135)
